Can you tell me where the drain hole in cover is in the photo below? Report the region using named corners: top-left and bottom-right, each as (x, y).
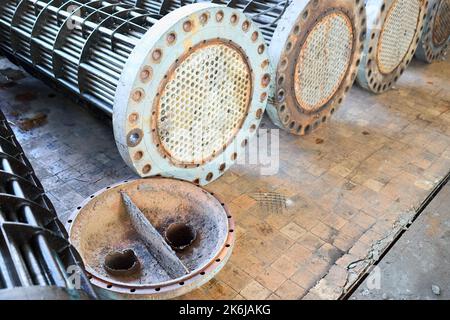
top-left (165, 223), bottom-right (197, 251)
top-left (104, 249), bottom-right (140, 276)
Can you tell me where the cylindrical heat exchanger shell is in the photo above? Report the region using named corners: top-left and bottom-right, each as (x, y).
top-left (0, 110), bottom-right (96, 299)
top-left (416, 0), bottom-right (450, 63)
top-left (126, 0), bottom-right (367, 135)
top-left (0, 1), bottom-right (270, 185)
top-left (357, 0), bottom-right (428, 93)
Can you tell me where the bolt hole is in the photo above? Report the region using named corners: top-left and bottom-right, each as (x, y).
top-left (258, 44), bottom-right (265, 54)
top-left (142, 164), bottom-right (152, 174)
top-left (183, 20), bottom-right (193, 32)
top-left (167, 32), bottom-right (176, 44)
top-left (216, 11), bottom-right (224, 22)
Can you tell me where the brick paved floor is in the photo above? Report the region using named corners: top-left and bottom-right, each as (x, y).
top-left (1, 55), bottom-right (449, 300)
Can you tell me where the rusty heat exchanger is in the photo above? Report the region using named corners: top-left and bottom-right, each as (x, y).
top-left (66, 178), bottom-right (235, 299)
top-left (357, 0), bottom-right (428, 93)
top-left (123, 0), bottom-right (368, 135)
top-left (0, 1), bottom-right (271, 185)
top-left (416, 0), bottom-right (450, 63)
top-left (0, 110), bottom-right (96, 300)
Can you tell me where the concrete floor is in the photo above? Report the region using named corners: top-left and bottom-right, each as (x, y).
top-left (351, 178), bottom-right (450, 300)
top-left (1, 52), bottom-right (450, 300)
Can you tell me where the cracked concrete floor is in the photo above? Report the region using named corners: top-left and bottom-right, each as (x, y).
top-left (1, 53), bottom-right (450, 300)
top-left (350, 177), bottom-right (450, 300)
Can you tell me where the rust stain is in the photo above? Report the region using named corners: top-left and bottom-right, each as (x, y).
top-left (16, 112), bottom-right (48, 131)
top-left (15, 91), bottom-right (38, 102)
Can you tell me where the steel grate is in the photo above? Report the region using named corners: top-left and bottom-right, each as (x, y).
top-left (251, 192), bottom-right (287, 214)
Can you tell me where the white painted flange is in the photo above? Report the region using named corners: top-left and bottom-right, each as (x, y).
top-left (113, 3), bottom-right (270, 185)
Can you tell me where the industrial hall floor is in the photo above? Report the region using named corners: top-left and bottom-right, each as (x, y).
top-left (1, 54), bottom-right (449, 300)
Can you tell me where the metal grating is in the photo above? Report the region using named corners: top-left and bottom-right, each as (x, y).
top-left (251, 192), bottom-right (287, 214)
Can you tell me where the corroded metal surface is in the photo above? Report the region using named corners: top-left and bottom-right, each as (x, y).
top-left (416, 0), bottom-right (450, 63)
top-left (67, 178), bottom-right (235, 299)
top-left (0, 110), bottom-right (96, 299)
top-left (357, 0), bottom-right (427, 93)
top-left (0, 1), bottom-right (270, 185)
top-left (126, 0), bottom-right (367, 136)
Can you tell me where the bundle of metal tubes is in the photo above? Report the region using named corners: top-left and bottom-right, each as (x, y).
top-left (122, 0), bottom-right (290, 43)
top-left (0, 0), bottom-right (160, 114)
top-left (0, 110), bottom-right (97, 300)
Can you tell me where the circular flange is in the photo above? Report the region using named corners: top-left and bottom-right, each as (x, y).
top-left (267, 0), bottom-right (367, 136)
top-left (113, 3), bottom-right (270, 185)
top-left (416, 0), bottom-right (450, 63)
top-left (66, 178), bottom-right (235, 300)
top-left (357, 0), bottom-right (428, 93)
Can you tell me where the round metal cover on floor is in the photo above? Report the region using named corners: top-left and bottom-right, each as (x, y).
top-left (416, 0), bottom-right (450, 63)
top-left (66, 178), bottom-right (235, 300)
top-left (357, 0), bottom-right (427, 93)
top-left (266, 0), bottom-right (367, 135)
top-left (113, 4), bottom-right (271, 185)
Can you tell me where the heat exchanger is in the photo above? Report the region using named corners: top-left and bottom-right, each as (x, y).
top-left (0, 110), bottom-right (96, 300)
top-left (0, 1), bottom-right (270, 185)
top-left (123, 0), bottom-right (367, 135)
top-left (357, 0), bottom-right (427, 93)
top-left (416, 0), bottom-right (450, 63)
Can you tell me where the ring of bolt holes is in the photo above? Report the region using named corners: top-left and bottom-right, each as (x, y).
top-left (365, 0), bottom-right (427, 93)
top-left (67, 181), bottom-right (234, 294)
top-left (126, 9), bottom-right (268, 183)
top-left (275, 0), bottom-right (366, 135)
top-left (422, 2), bottom-right (447, 62)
